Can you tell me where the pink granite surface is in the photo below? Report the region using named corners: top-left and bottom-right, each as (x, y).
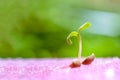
top-left (0, 58), bottom-right (120, 80)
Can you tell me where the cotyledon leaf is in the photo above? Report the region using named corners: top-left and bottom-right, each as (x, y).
top-left (67, 31), bottom-right (79, 45)
top-left (78, 22), bottom-right (91, 32)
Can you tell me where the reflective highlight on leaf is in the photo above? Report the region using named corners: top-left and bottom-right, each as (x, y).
top-left (78, 22), bottom-right (91, 32)
top-left (67, 31), bottom-right (78, 45)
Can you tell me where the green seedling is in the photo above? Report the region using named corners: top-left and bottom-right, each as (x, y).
top-left (67, 22), bottom-right (95, 68)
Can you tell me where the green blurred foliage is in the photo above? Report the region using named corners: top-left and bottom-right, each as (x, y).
top-left (0, 0), bottom-right (120, 58)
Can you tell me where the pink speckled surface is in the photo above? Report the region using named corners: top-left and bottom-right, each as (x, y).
top-left (0, 58), bottom-right (120, 80)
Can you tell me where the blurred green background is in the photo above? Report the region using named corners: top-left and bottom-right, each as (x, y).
top-left (0, 0), bottom-right (120, 58)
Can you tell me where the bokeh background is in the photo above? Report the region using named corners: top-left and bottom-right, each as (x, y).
top-left (0, 0), bottom-right (120, 58)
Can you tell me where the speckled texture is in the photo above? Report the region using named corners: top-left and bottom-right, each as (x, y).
top-left (0, 58), bottom-right (120, 80)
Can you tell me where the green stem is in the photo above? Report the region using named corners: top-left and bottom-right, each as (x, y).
top-left (78, 34), bottom-right (82, 60)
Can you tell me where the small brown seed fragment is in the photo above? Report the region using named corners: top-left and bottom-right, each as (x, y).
top-left (82, 53), bottom-right (95, 65)
top-left (69, 59), bottom-right (81, 68)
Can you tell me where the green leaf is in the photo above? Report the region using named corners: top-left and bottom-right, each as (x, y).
top-left (78, 22), bottom-right (91, 32)
top-left (67, 31), bottom-right (79, 45)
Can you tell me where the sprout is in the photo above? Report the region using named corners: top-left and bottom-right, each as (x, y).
top-left (67, 22), bottom-right (95, 68)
